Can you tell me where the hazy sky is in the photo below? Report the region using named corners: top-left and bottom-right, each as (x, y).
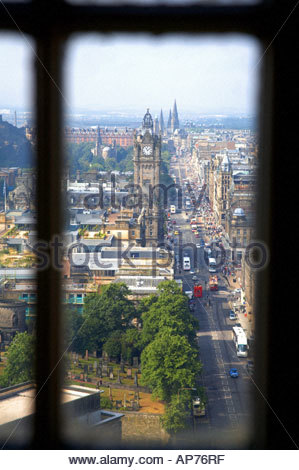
top-left (0, 33), bottom-right (261, 115)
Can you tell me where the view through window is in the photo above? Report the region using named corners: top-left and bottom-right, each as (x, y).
top-left (0, 34), bottom-right (35, 446)
top-left (59, 34), bottom-right (261, 448)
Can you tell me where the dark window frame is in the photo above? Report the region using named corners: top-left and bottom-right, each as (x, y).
top-left (0, 0), bottom-right (297, 451)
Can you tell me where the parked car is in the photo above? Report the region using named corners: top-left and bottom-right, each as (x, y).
top-left (229, 310), bottom-right (237, 320)
top-left (192, 275), bottom-right (198, 281)
top-left (229, 368), bottom-right (239, 378)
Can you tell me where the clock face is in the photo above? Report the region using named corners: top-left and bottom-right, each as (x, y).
top-left (143, 145), bottom-right (153, 156)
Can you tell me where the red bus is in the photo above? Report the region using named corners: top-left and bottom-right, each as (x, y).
top-left (194, 285), bottom-right (202, 298)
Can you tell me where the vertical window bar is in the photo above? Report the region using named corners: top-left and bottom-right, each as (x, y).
top-left (34, 35), bottom-right (64, 448)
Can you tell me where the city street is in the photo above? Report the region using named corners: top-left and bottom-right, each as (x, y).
top-left (169, 160), bottom-right (253, 448)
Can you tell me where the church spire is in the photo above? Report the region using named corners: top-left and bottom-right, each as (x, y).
top-left (171, 99), bottom-right (179, 131)
top-left (159, 109), bottom-right (164, 135)
top-left (167, 109), bottom-right (172, 130)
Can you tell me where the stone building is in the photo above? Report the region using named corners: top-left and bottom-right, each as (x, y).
top-left (214, 153), bottom-right (232, 225)
top-left (133, 109), bottom-right (163, 246)
top-left (0, 299), bottom-right (26, 347)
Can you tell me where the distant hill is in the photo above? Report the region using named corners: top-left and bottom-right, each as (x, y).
top-left (0, 117), bottom-right (34, 167)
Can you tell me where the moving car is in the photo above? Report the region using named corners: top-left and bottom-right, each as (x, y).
top-left (196, 244), bottom-right (201, 248)
top-left (229, 368), bottom-right (239, 378)
top-left (192, 275), bottom-right (198, 281)
top-left (229, 310), bottom-right (237, 320)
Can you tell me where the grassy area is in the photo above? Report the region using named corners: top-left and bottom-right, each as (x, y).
top-left (67, 354), bottom-right (164, 414)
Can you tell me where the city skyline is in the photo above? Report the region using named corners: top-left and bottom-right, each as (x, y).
top-left (0, 33), bottom-right (260, 115)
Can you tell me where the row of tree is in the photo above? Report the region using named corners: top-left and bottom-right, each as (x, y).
top-left (0, 281), bottom-right (202, 434)
top-left (65, 142), bottom-right (134, 174)
top-left (139, 281), bottom-right (202, 432)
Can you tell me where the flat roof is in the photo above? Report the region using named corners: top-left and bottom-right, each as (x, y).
top-left (0, 385), bottom-right (99, 426)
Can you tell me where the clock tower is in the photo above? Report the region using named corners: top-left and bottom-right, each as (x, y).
top-left (133, 109), bottom-right (163, 246)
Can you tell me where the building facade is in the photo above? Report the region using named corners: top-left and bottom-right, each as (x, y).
top-left (133, 109), bottom-right (163, 246)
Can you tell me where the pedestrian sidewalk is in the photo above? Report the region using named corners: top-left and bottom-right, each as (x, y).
top-left (222, 272), bottom-right (254, 339)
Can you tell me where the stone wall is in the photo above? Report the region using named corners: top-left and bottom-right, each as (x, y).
top-left (120, 411), bottom-right (170, 447)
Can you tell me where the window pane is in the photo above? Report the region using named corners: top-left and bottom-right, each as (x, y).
top-left (0, 34), bottom-right (35, 447)
top-left (62, 33), bottom-right (260, 448)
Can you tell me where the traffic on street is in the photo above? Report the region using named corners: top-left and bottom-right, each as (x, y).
top-left (166, 156), bottom-right (254, 447)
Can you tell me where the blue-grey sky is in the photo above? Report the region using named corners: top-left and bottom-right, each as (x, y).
top-left (0, 33), bottom-right (261, 115)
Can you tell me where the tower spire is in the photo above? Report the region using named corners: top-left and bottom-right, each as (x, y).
top-left (142, 108), bottom-right (153, 130)
top-left (171, 99), bottom-right (179, 131)
top-left (167, 109), bottom-right (172, 130)
top-left (159, 109), bottom-right (164, 135)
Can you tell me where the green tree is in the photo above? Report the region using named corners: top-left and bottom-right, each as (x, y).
top-left (63, 306), bottom-right (85, 354)
top-left (103, 330), bottom-right (123, 360)
top-left (78, 283), bottom-right (136, 353)
top-left (121, 328), bottom-right (143, 363)
top-left (140, 329), bottom-right (201, 402)
top-left (0, 332), bottom-right (35, 388)
top-left (141, 281), bottom-right (198, 347)
top-left (160, 393), bottom-right (191, 434)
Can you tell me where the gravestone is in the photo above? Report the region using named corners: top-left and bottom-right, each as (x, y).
top-left (89, 364), bottom-right (93, 373)
top-left (93, 361), bottom-right (98, 371)
top-left (103, 351), bottom-right (109, 362)
top-left (109, 366), bottom-right (113, 376)
top-left (109, 371), bottom-right (114, 380)
top-left (133, 356), bottom-right (139, 368)
top-left (78, 362), bottom-right (83, 369)
top-left (127, 368), bottom-right (132, 378)
top-left (80, 373), bottom-right (84, 381)
top-left (92, 351), bottom-right (97, 358)
top-left (97, 367), bottom-right (102, 378)
top-left (132, 401), bottom-right (139, 411)
top-left (117, 369), bottom-right (121, 384)
top-left (85, 350), bottom-right (89, 360)
top-left (134, 371), bottom-right (138, 387)
top-left (120, 362), bottom-right (125, 373)
top-left (84, 364), bottom-right (88, 374)
top-left (102, 364), bottom-right (108, 377)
